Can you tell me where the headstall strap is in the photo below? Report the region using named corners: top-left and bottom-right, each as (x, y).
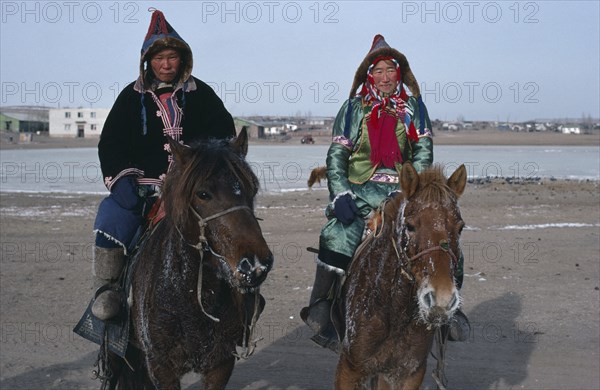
top-left (186, 204), bottom-right (263, 359)
top-left (407, 239), bottom-right (459, 268)
top-left (188, 205), bottom-right (252, 251)
top-left (175, 205), bottom-right (255, 323)
top-left (394, 230), bottom-right (459, 281)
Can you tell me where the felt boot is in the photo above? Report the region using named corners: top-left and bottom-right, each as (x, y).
top-left (91, 246), bottom-right (125, 321)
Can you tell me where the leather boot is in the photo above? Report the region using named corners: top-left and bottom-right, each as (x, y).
top-left (301, 265), bottom-right (337, 333)
top-left (91, 246), bottom-right (125, 321)
top-left (300, 265), bottom-right (340, 352)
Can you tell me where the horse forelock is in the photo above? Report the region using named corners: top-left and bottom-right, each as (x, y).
top-left (162, 139), bottom-right (259, 226)
top-left (413, 165), bottom-right (457, 204)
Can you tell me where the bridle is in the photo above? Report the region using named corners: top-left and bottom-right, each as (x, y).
top-left (390, 199), bottom-right (460, 282)
top-left (185, 204), bottom-right (253, 252)
top-left (392, 237), bottom-right (458, 282)
top-left (176, 203), bottom-right (263, 359)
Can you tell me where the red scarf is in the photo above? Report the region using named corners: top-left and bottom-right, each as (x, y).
top-left (361, 59), bottom-right (418, 168)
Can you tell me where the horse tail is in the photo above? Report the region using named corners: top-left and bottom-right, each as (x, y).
top-left (307, 166), bottom-right (327, 189)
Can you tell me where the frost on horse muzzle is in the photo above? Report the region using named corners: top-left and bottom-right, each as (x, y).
top-left (188, 205), bottom-right (273, 292)
top-left (407, 242), bottom-right (461, 327)
top-left (234, 253), bottom-right (273, 288)
top-left (417, 281), bottom-right (460, 327)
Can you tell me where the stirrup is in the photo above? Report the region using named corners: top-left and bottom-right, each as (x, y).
top-left (309, 322), bottom-right (339, 353)
top-left (447, 309), bottom-right (470, 342)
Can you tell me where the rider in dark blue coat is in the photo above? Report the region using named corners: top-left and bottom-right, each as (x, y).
top-left (91, 9), bottom-right (235, 320)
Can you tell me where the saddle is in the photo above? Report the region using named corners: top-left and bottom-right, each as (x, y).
top-left (303, 197), bottom-right (393, 353)
top-left (73, 198), bottom-right (166, 357)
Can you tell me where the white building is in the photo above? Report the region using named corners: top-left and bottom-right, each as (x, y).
top-left (561, 126), bottom-right (581, 134)
top-left (49, 108), bottom-right (109, 138)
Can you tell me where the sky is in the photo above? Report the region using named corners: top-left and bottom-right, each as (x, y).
top-left (1, 0), bottom-right (599, 122)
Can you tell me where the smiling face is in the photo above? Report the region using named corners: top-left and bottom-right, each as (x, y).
top-left (150, 49), bottom-right (181, 83)
top-left (371, 59), bottom-right (399, 95)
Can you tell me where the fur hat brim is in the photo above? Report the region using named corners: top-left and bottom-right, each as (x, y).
top-left (349, 39), bottom-right (420, 99)
top-left (139, 37), bottom-right (193, 89)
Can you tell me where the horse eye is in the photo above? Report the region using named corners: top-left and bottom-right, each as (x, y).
top-left (405, 223), bottom-right (416, 232)
top-left (196, 191), bottom-right (212, 200)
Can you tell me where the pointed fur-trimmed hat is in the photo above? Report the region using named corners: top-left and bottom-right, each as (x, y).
top-left (138, 9), bottom-right (193, 89)
top-left (349, 34), bottom-right (420, 99)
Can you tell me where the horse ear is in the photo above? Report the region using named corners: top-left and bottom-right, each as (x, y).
top-left (400, 162), bottom-right (419, 198)
top-left (447, 164), bottom-right (467, 197)
top-left (167, 136), bottom-right (189, 166)
top-left (231, 126), bottom-right (249, 157)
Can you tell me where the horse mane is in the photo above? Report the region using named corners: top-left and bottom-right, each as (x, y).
top-left (367, 165), bottom-right (457, 237)
top-left (161, 138), bottom-right (259, 227)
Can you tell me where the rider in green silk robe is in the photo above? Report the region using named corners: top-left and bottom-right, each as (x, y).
top-left (301, 34), bottom-right (469, 351)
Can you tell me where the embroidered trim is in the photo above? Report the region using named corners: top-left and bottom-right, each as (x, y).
top-left (105, 168), bottom-right (144, 190)
top-left (418, 127), bottom-right (433, 138)
top-left (148, 91), bottom-right (183, 139)
top-left (137, 178), bottom-right (164, 188)
top-left (370, 173), bottom-right (399, 184)
top-left (332, 135), bottom-right (353, 150)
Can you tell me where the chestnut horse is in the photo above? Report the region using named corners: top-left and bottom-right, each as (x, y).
top-left (335, 163), bottom-right (466, 389)
top-left (107, 129), bottom-right (273, 389)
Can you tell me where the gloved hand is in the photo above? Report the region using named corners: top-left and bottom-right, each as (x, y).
top-left (110, 176), bottom-right (140, 210)
top-left (333, 193), bottom-right (359, 225)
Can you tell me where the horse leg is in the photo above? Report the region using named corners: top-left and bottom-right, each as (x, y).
top-left (398, 365), bottom-right (427, 390)
top-left (146, 357), bottom-right (181, 390)
top-left (203, 357), bottom-right (235, 390)
top-left (335, 355), bottom-right (363, 389)
top-left (373, 374), bottom-right (393, 390)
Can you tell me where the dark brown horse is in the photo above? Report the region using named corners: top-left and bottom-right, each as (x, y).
top-left (108, 128), bottom-right (273, 389)
top-left (335, 162), bottom-right (467, 389)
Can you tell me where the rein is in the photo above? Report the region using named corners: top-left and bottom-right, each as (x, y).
top-left (175, 204), bottom-right (262, 359)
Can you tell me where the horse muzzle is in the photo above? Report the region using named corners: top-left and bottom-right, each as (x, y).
top-left (418, 287), bottom-right (460, 327)
top-left (234, 253), bottom-right (273, 288)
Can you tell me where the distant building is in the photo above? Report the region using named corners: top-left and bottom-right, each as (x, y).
top-left (442, 122), bottom-right (460, 131)
top-left (234, 118), bottom-right (263, 138)
top-left (261, 121), bottom-right (286, 135)
top-left (0, 106), bottom-right (49, 133)
top-left (49, 108), bottom-right (109, 138)
top-left (560, 125), bottom-right (581, 134)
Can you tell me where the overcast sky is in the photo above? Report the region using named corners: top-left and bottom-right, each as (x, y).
top-left (1, 1), bottom-right (599, 122)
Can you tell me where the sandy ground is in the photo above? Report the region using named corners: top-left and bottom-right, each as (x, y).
top-left (0, 175), bottom-right (599, 389)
